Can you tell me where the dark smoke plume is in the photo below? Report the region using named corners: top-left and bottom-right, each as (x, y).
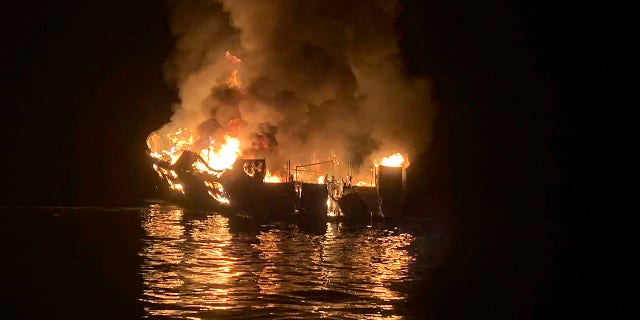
top-left (154, 0), bottom-right (433, 176)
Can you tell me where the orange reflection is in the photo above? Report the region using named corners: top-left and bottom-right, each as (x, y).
top-left (140, 205), bottom-right (241, 316)
top-left (139, 204), bottom-right (421, 318)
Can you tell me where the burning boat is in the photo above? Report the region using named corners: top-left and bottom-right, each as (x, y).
top-left (148, 135), bottom-right (409, 223)
top-left (145, 50), bottom-right (414, 223)
top-left (150, 150), bottom-right (294, 219)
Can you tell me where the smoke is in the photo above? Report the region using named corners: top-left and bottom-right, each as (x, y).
top-left (153, 0), bottom-right (433, 176)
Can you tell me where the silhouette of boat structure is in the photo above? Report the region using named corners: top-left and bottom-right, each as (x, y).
top-left (150, 150), bottom-right (406, 223)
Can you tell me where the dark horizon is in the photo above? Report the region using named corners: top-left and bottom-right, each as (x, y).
top-left (1, 0), bottom-right (587, 207)
top-left (0, 0), bottom-right (617, 319)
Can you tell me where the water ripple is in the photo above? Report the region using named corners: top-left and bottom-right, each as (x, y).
top-left (139, 204), bottom-right (426, 319)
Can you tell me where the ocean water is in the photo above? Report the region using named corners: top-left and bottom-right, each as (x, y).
top-left (0, 204), bottom-right (435, 319)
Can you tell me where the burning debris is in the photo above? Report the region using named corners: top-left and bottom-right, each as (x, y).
top-left (146, 1), bottom-right (429, 220)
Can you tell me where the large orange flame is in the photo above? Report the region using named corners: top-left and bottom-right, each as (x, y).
top-left (198, 136), bottom-right (241, 170)
top-left (147, 129), bottom-right (242, 171)
top-left (377, 152), bottom-right (410, 168)
top-left (263, 170), bottom-right (285, 183)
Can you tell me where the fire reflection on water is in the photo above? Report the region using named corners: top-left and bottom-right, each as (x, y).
top-left (140, 204), bottom-right (424, 319)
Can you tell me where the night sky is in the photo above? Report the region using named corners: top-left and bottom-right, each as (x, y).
top-left (0, 0), bottom-right (600, 205)
top-left (2, 1), bottom-right (176, 205)
top-left (0, 0), bottom-right (620, 318)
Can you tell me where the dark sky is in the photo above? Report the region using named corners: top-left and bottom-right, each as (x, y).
top-left (1, 1), bottom-right (176, 205)
top-left (0, 0), bottom-right (621, 318)
top-left (0, 0), bottom-right (600, 205)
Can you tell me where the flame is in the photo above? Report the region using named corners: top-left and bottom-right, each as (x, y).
top-left (147, 51), bottom-right (244, 174)
top-left (147, 50), bottom-right (413, 203)
top-left (147, 117), bottom-right (241, 199)
top-left (151, 164), bottom-right (185, 193)
top-left (147, 127), bottom-right (196, 165)
top-left (148, 129), bottom-right (241, 170)
top-left (225, 50), bottom-right (242, 88)
top-left (377, 153), bottom-right (409, 168)
top-left (204, 181), bottom-right (231, 205)
top-left (354, 180), bottom-right (372, 187)
top-left (225, 50), bottom-right (242, 64)
top-left (146, 51), bottom-right (246, 198)
top-left (199, 136), bottom-right (241, 170)
top-left (264, 170), bottom-right (285, 183)
top-left (148, 128), bottom-right (241, 195)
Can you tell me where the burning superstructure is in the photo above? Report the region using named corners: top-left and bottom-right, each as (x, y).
top-left (147, 126), bottom-right (409, 221)
top-left (146, 50), bottom-right (409, 215)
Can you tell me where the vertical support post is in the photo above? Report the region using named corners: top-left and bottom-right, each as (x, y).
top-left (372, 165), bottom-right (375, 186)
top-left (331, 160), bottom-right (335, 177)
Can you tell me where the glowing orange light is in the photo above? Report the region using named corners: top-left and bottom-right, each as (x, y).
top-left (225, 51), bottom-right (242, 88)
top-left (199, 136), bottom-right (241, 171)
top-left (354, 180), bottom-right (372, 187)
top-left (225, 50), bottom-right (242, 64)
top-left (377, 153), bottom-right (409, 168)
top-left (264, 170), bottom-right (285, 183)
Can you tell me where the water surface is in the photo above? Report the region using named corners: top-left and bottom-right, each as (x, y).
top-left (0, 204), bottom-right (433, 319)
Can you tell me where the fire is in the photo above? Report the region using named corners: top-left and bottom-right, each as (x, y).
top-left (225, 50), bottom-right (242, 88)
top-left (263, 170), bottom-right (285, 183)
top-left (377, 153), bottom-right (410, 168)
top-left (146, 51), bottom-right (259, 202)
top-left (147, 49), bottom-right (412, 207)
top-left (147, 129), bottom-right (241, 171)
top-left (146, 127), bottom-right (194, 164)
top-left (198, 136), bottom-right (241, 170)
top-left (203, 181), bottom-right (231, 205)
top-left (147, 128), bottom-right (242, 201)
top-left (151, 164), bottom-right (185, 193)
top-left (354, 180), bottom-right (372, 187)
top-left (147, 51), bottom-right (245, 174)
top-left (225, 50), bottom-right (242, 64)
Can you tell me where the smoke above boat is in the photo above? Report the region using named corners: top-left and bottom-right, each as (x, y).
top-left (147, 0), bottom-right (432, 183)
